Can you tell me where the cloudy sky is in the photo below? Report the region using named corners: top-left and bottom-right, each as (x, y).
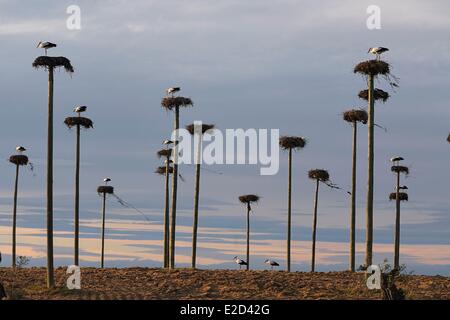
top-left (0, 0), bottom-right (449, 275)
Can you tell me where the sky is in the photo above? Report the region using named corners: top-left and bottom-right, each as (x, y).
top-left (0, 0), bottom-right (449, 275)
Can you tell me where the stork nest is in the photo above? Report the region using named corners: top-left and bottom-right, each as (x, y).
top-left (239, 194), bottom-right (260, 204)
top-left (343, 109), bottom-right (368, 124)
top-left (391, 166), bottom-right (409, 175)
top-left (97, 186), bottom-right (114, 194)
top-left (389, 192), bottom-right (409, 201)
top-left (279, 136), bottom-right (307, 150)
top-left (9, 155), bottom-right (29, 166)
top-left (308, 169), bottom-right (330, 182)
top-left (447, 133), bottom-right (450, 143)
top-left (64, 117), bottom-right (93, 129)
top-left (186, 123), bottom-right (215, 135)
top-left (32, 56), bottom-right (74, 73)
top-left (161, 97), bottom-right (193, 110)
top-left (157, 149), bottom-right (172, 158)
top-left (358, 89), bottom-right (390, 102)
top-left (354, 60), bottom-right (390, 76)
top-left (155, 166), bottom-right (174, 175)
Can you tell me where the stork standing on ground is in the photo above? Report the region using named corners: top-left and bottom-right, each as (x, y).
top-left (233, 256), bottom-right (248, 270)
top-left (73, 106), bottom-right (87, 116)
top-left (16, 146), bottom-right (26, 154)
top-left (166, 87), bottom-right (180, 96)
top-left (37, 41), bottom-right (57, 56)
top-left (368, 47), bottom-right (389, 60)
top-left (264, 259), bottom-right (280, 270)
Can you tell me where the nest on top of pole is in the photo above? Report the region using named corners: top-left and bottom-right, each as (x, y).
top-left (156, 149), bottom-right (172, 158)
top-left (308, 169), bottom-right (330, 182)
top-left (389, 193), bottom-right (408, 201)
top-left (391, 166), bottom-right (409, 175)
top-left (32, 56), bottom-right (74, 73)
top-left (97, 186), bottom-right (114, 194)
top-left (155, 166), bottom-right (174, 175)
top-left (185, 123), bottom-right (215, 135)
top-left (358, 88), bottom-right (390, 102)
top-left (343, 109), bottom-right (368, 124)
top-left (9, 155), bottom-right (29, 166)
top-left (239, 194), bottom-right (260, 204)
top-left (64, 117), bottom-right (94, 129)
top-left (354, 60), bottom-right (390, 77)
top-left (279, 136), bottom-right (307, 150)
top-left (161, 97), bottom-right (193, 110)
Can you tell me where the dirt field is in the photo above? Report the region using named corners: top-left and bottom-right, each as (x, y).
top-left (0, 267), bottom-right (449, 300)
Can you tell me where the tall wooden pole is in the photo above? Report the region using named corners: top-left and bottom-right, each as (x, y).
top-left (350, 122), bottom-right (357, 271)
top-left (12, 164), bottom-right (19, 269)
top-left (191, 136), bottom-right (202, 268)
top-left (311, 179), bottom-right (320, 272)
top-left (163, 155), bottom-right (170, 268)
top-left (287, 148), bottom-right (292, 272)
top-left (100, 192), bottom-right (106, 268)
top-left (47, 66), bottom-right (55, 288)
top-left (394, 171), bottom-right (401, 269)
top-left (74, 123), bottom-right (81, 266)
top-left (169, 106), bottom-right (180, 269)
top-left (246, 202), bottom-right (250, 271)
top-left (365, 74), bottom-right (375, 268)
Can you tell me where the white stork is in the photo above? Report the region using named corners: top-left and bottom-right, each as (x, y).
top-left (163, 140), bottom-right (174, 145)
top-left (16, 146), bottom-right (26, 154)
top-left (264, 259), bottom-right (280, 270)
top-left (398, 185), bottom-right (408, 190)
top-left (233, 256), bottom-right (247, 270)
top-left (390, 156), bottom-right (404, 164)
top-left (37, 41), bottom-right (57, 56)
top-left (103, 177), bottom-right (111, 185)
top-left (73, 106), bottom-right (87, 115)
top-left (368, 47), bottom-right (389, 60)
top-left (166, 87), bottom-right (181, 96)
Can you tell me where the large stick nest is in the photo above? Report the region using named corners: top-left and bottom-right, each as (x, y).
top-left (9, 155), bottom-right (29, 166)
top-left (279, 136), bottom-right (307, 150)
top-left (97, 186), bottom-right (114, 194)
top-left (391, 166), bottom-right (409, 175)
top-left (389, 192), bottom-right (408, 201)
top-left (308, 169), bottom-right (330, 182)
top-left (157, 149), bottom-right (172, 158)
top-left (64, 117), bottom-right (93, 129)
top-left (343, 109), bottom-right (368, 124)
top-left (32, 56), bottom-right (74, 73)
top-left (161, 97), bottom-right (193, 110)
top-left (354, 60), bottom-right (390, 76)
top-left (358, 89), bottom-right (390, 102)
top-left (186, 123), bottom-right (215, 135)
top-left (239, 194), bottom-right (260, 204)
top-left (155, 166), bottom-right (173, 175)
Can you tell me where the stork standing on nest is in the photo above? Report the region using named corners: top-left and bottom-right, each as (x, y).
top-left (16, 146), bottom-right (26, 154)
top-left (103, 177), bottom-right (111, 185)
top-left (37, 41), bottom-right (57, 56)
top-left (233, 256), bottom-right (248, 270)
top-left (368, 47), bottom-right (389, 60)
top-left (73, 106), bottom-right (87, 116)
top-left (166, 87), bottom-right (180, 97)
top-left (390, 156), bottom-right (404, 166)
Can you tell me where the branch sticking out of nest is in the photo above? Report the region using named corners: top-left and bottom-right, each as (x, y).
top-left (97, 186), bottom-right (114, 194)
top-left (354, 60), bottom-right (390, 76)
top-left (391, 166), bottom-right (409, 175)
top-left (389, 192), bottom-right (408, 201)
top-left (64, 117), bottom-right (93, 129)
top-left (239, 194), bottom-right (260, 204)
top-left (157, 149), bottom-right (172, 158)
top-left (279, 136), bottom-right (307, 150)
top-left (186, 123), bottom-right (215, 135)
top-left (32, 56), bottom-right (74, 73)
top-left (9, 155), bottom-right (29, 166)
top-left (155, 166), bottom-right (173, 175)
top-left (161, 97), bottom-right (193, 110)
top-left (308, 169), bottom-right (330, 182)
top-left (358, 89), bottom-right (390, 102)
top-left (343, 109), bottom-right (368, 124)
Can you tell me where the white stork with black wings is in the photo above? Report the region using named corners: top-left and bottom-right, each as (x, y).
top-left (166, 87), bottom-right (180, 96)
top-left (233, 256), bottom-right (247, 270)
top-left (37, 41), bottom-right (57, 55)
top-left (103, 177), bottom-right (111, 185)
top-left (74, 106), bottom-right (87, 115)
top-left (368, 47), bottom-right (389, 60)
top-left (16, 146), bottom-right (26, 154)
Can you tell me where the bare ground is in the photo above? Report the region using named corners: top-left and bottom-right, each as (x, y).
top-left (0, 267), bottom-right (449, 300)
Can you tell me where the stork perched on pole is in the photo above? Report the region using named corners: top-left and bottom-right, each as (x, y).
top-left (73, 106), bottom-right (87, 116)
top-left (233, 256), bottom-right (247, 270)
top-left (37, 41), bottom-right (57, 56)
top-left (368, 47), bottom-right (389, 60)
